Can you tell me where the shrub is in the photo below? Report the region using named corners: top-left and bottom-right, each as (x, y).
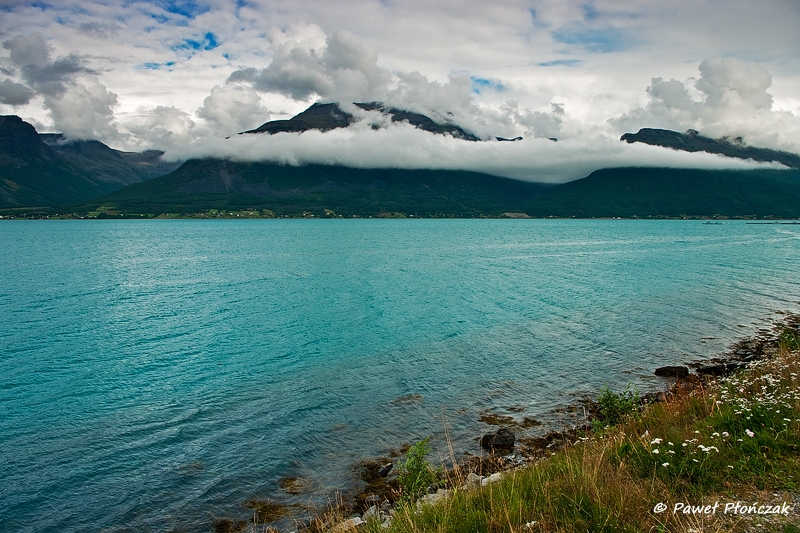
top-left (594, 383), bottom-right (641, 428)
top-left (396, 438), bottom-right (441, 503)
top-left (779, 327), bottom-right (800, 351)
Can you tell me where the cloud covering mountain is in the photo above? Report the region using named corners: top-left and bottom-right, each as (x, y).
top-left (1, 0), bottom-right (799, 182)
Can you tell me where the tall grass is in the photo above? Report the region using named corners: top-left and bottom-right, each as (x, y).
top-left (364, 339), bottom-right (800, 533)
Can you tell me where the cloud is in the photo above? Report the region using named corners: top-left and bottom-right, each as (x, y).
top-left (2, 33), bottom-right (50, 68)
top-left (45, 80), bottom-right (118, 140)
top-left (504, 101), bottom-right (565, 139)
top-left (164, 120), bottom-right (784, 184)
top-left (196, 84), bottom-right (270, 134)
top-left (0, 79), bottom-right (34, 105)
top-left (0, 1), bottom-right (798, 179)
top-left (77, 21), bottom-right (121, 39)
top-left (611, 57), bottom-right (800, 152)
top-left (2, 32), bottom-right (118, 140)
top-left (696, 57), bottom-right (773, 112)
top-left (125, 105), bottom-right (198, 150)
top-left (3, 33), bottom-right (90, 98)
top-left (228, 22), bottom-right (391, 102)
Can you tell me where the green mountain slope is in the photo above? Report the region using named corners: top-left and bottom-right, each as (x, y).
top-left (40, 134), bottom-right (180, 186)
top-left (77, 159), bottom-right (549, 216)
top-left (524, 167), bottom-right (800, 218)
top-left (0, 116), bottom-right (117, 207)
top-left (0, 115), bottom-right (181, 207)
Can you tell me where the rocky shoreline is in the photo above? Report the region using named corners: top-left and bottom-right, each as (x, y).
top-left (215, 312), bottom-right (800, 533)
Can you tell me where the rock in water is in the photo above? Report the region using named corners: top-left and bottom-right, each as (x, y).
top-left (480, 427), bottom-right (515, 451)
top-left (377, 463), bottom-right (393, 477)
top-left (654, 366), bottom-right (689, 378)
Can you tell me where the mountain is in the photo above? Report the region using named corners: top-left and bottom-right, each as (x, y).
top-left (68, 160), bottom-right (800, 219)
top-left (0, 115), bottom-right (180, 207)
top-left (71, 159), bottom-right (548, 217)
top-left (524, 167), bottom-right (800, 218)
top-left (4, 113), bottom-right (800, 218)
top-left (0, 116), bottom-right (118, 207)
top-left (40, 134), bottom-right (181, 186)
top-left (240, 102), bottom-right (481, 141)
top-left (621, 128), bottom-right (800, 168)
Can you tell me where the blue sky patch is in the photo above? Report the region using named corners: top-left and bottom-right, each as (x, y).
top-left (539, 59), bottom-right (582, 67)
top-left (160, 0), bottom-right (209, 19)
top-left (141, 61), bottom-right (175, 70)
top-left (583, 4), bottom-right (600, 21)
top-left (553, 27), bottom-right (627, 53)
top-left (470, 76), bottom-right (506, 94)
top-left (175, 32), bottom-right (218, 52)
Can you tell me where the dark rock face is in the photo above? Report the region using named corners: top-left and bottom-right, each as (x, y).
top-left (696, 363), bottom-right (743, 376)
top-left (241, 102), bottom-right (480, 141)
top-left (620, 128), bottom-right (800, 168)
top-left (480, 427), bottom-right (515, 451)
top-left (40, 133), bottom-right (180, 187)
top-left (243, 103), bottom-right (353, 135)
top-left (654, 366), bottom-right (690, 378)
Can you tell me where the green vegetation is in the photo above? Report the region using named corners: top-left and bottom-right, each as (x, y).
top-left (65, 160), bottom-right (549, 218)
top-left (364, 341), bottom-right (800, 533)
top-left (524, 167), bottom-right (800, 219)
top-left (396, 438), bottom-right (442, 503)
top-left (593, 383), bottom-right (641, 429)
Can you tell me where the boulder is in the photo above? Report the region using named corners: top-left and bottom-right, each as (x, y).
top-left (362, 505), bottom-right (380, 521)
top-left (654, 365), bottom-right (689, 378)
top-left (481, 472), bottom-right (504, 486)
top-left (377, 463), bottom-right (393, 477)
top-left (330, 517), bottom-right (363, 533)
top-left (480, 427), bottom-right (515, 451)
top-left (696, 363), bottom-right (742, 376)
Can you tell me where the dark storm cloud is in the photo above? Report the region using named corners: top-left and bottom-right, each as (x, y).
top-left (0, 79), bottom-right (34, 105)
top-left (3, 33), bottom-right (91, 97)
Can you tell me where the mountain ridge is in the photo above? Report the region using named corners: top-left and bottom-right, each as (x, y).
top-left (2, 115), bottom-right (800, 218)
top-left (621, 128), bottom-right (800, 168)
top-left (240, 102), bottom-right (481, 141)
top-left (0, 115), bottom-right (180, 207)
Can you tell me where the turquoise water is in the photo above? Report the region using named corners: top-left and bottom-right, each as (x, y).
top-left (1, 219), bottom-right (798, 532)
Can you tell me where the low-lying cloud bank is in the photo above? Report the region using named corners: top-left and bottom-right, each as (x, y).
top-left (167, 121), bottom-right (786, 184)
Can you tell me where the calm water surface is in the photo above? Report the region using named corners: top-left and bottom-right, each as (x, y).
top-left (1, 219), bottom-right (798, 532)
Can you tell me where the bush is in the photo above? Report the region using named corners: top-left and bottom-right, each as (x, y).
top-left (594, 383), bottom-right (641, 428)
top-left (779, 327), bottom-right (800, 351)
top-left (396, 438), bottom-right (441, 503)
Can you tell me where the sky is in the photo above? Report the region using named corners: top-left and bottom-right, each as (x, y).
top-left (1, 0), bottom-right (800, 182)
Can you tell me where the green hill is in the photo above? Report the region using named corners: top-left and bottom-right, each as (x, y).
top-left (524, 167), bottom-right (800, 218)
top-left (74, 159), bottom-right (549, 217)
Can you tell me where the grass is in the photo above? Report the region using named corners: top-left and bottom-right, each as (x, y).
top-left (362, 334), bottom-right (800, 533)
